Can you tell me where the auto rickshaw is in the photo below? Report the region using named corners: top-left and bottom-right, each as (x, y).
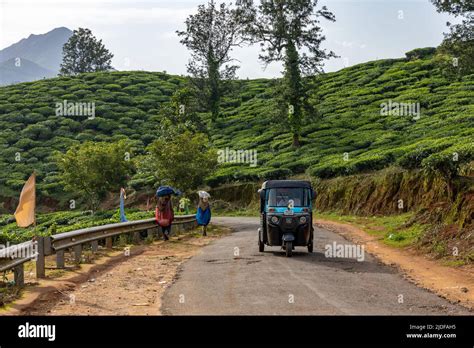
top-left (258, 180), bottom-right (315, 257)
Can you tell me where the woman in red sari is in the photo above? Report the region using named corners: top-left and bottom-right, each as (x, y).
top-left (155, 194), bottom-right (174, 240)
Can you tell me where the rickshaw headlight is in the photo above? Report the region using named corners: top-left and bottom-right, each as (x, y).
top-left (271, 216), bottom-right (279, 224)
top-left (299, 216), bottom-right (307, 224)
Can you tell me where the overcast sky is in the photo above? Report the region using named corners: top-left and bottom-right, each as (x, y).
top-left (0, 0), bottom-right (458, 78)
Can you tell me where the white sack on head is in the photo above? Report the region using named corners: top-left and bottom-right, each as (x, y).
top-left (198, 191), bottom-right (210, 199)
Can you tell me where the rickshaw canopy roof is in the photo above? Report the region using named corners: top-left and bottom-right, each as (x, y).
top-left (260, 180), bottom-right (312, 190)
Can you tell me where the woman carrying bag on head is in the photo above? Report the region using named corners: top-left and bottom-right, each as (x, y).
top-left (155, 186), bottom-right (179, 241)
top-left (196, 191), bottom-right (211, 236)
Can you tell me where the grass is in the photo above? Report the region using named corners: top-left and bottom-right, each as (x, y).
top-left (315, 210), bottom-right (425, 249)
top-left (441, 259), bottom-right (467, 267)
top-left (213, 207), bottom-right (258, 217)
top-left (186, 224), bottom-right (229, 238)
top-left (0, 284), bottom-right (22, 307)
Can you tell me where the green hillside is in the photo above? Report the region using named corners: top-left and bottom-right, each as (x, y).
top-left (0, 51), bottom-right (473, 212)
top-left (0, 71), bottom-right (185, 209)
top-left (211, 55), bottom-right (473, 184)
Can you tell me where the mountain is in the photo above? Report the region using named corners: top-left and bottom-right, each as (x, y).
top-left (0, 27), bottom-right (72, 84)
top-left (0, 57), bottom-right (56, 85)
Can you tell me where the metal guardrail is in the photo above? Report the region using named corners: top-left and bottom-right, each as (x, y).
top-left (0, 240), bottom-right (38, 286)
top-left (0, 214), bottom-right (197, 286)
top-left (51, 216), bottom-right (196, 251)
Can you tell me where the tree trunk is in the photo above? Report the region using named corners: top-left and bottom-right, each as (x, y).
top-left (285, 41), bottom-right (303, 148)
top-left (292, 133), bottom-right (300, 147)
top-left (208, 54), bottom-right (220, 121)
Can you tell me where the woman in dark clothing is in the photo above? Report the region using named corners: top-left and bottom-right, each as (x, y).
top-left (155, 194), bottom-right (174, 240)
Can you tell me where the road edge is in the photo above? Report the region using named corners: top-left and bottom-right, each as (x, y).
top-left (0, 246), bottom-right (146, 315)
top-left (315, 219), bottom-right (474, 311)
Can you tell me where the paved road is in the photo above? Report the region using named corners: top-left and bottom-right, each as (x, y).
top-left (161, 217), bottom-right (470, 315)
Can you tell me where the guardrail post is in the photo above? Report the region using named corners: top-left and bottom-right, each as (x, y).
top-left (106, 237), bottom-right (113, 249)
top-left (73, 245), bottom-right (82, 264)
top-left (36, 236), bottom-right (46, 278)
top-left (56, 250), bottom-right (65, 268)
top-left (14, 263), bottom-right (24, 287)
top-left (44, 236), bottom-right (52, 256)
top-left (133, 232), bottom-right (141, 244)
top-left (91, 240), bottom-right (98, 252)
top-left (147, 228), bottom-right (156, 239)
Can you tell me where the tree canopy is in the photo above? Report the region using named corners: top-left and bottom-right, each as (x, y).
top-left (177, 0), bottom-right (250, 120)
top-left (60, 28), bottom-right (114, 75)
top-left (145, 131), bottom-right (217, 193)
top-left (238, 0), bottom-right (336, 147)
top-left (56, 140), bottom-right (134, 210)
top-left (431, 0), bottom-right (474, 77)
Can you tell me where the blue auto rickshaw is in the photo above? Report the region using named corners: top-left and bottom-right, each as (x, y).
top-left (258, 180), bottom-right (315, 257)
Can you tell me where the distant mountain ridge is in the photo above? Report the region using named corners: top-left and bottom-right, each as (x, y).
top-left (0, 27), bottom-right (72, 85)
top-left (0, 57), bottom-right (57, 85)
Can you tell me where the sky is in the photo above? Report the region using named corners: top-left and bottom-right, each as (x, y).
top-left (0, 0), bottom-right (459, 78)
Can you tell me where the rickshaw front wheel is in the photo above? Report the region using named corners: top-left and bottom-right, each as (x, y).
top-left (308, 242), bottom-right (313, 253)
top-left (258, 238), bottom-right (265, 252)
top-left (285, 241), bottom-right (293, 257)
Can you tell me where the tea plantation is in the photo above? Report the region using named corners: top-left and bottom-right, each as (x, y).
top-left (211, 56), bottom-right (473, 184)
top-left (0, 51), bottom-right (473, 211)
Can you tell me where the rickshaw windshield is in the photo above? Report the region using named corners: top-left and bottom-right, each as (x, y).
top-left (267, 188), bottom-right (309, 207)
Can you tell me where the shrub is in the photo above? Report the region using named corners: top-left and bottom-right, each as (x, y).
top-left (258, 168), bottom-right (292, 180)
top-left (397, 139), bottom-right (455, 169)
top-left (405, 47), bottom-right (437, 60)
top-left (422, 142), bottom-right (474, 180)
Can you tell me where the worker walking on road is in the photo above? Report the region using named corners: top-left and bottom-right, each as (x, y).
top-left (156, 186), bottom-right (179, 240)
top-left (155, 194), bottom-right (174, 240)
top-left (196, 191), bottom-right (211, 236)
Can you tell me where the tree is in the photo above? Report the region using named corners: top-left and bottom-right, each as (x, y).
top-left (430, 0), bottom-right (473, 15)
top-left (239, 0), bottom-right (336, 147)
top-left (158, 87), bottom-right (207, 140)
top-left (405, 47), bottom-right (437, 60)
top-left (56, 140), bottom-right (134, 210)
top-left (177, 0), bottom-right (249, 121)
top-left (431, 0), bottom-right (474, 77)
top-left (145, 131), bottom-right (217, 193)
top-left (60, 28), bottom-right (114, 76)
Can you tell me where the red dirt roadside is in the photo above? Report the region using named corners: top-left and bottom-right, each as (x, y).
top-left (315, 219), bottom-right (474, 310)
top-left (0, 226), bottom-right (230, 315)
